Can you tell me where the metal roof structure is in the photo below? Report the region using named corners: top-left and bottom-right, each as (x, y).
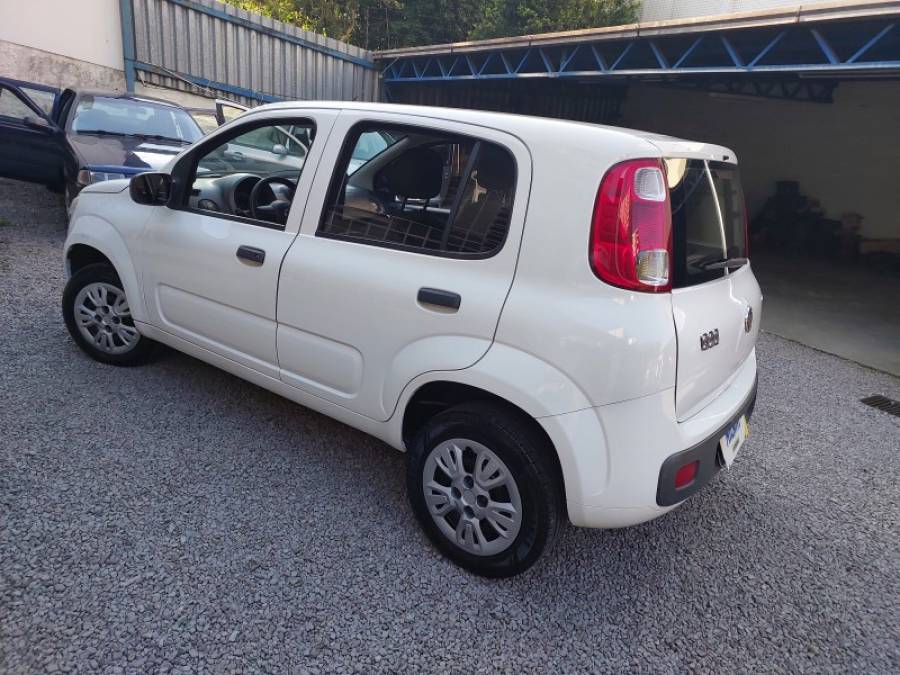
top-left (376, 0), bottom-right (900, 98)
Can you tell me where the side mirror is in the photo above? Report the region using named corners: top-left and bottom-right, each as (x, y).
top-left (24, 115), bottom-right (52, 132)
top-left (272, 143), bottom-right (288, 156)
top-left (130, 172), bottom-right (172, 206)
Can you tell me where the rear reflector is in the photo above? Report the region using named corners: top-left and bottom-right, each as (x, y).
top-left (674, 460), bottom-right (699, 489)
top-left (590, 159), bottom-right (672, 292)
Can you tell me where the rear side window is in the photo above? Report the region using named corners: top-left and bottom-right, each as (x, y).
top-left (317, 123), bottom-right (516, 258)
top-left (667, 159), bottom-right (747, 288)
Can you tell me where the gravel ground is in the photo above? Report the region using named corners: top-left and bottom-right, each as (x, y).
top-left (1, 177), bottom-right (899, 674)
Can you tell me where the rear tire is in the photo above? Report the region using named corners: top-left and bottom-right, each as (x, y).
top-left (407, 401), bottom-right (562, 577)
top-left (62, 263), bottom-right (156, 366)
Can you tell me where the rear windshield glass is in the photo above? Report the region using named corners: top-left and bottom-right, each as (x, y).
top-left (666, 159), bottom-right (747, 288)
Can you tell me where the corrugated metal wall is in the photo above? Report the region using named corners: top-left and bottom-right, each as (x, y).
top-left (128, 0), bottom-right (378, 104)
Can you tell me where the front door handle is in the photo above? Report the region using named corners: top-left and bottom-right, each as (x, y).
top-left (417, 287), bottom-right (461, 310)
top-left (236, 245), bottom-right (265, 264)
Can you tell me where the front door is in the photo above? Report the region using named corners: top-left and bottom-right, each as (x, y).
top-left (0, 80), bottom-right (62, 185)
top-left (276, 112), bottom-right (531, 421)
top-left (138, 111), bottom-right (337, 378)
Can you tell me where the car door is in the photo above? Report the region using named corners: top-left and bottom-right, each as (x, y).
top-left (0, 80), bottom-right (63, 185)
top-left (276, 111), bottom-right (531, 421)
top-left (138, 110), bottom-right (337, 379)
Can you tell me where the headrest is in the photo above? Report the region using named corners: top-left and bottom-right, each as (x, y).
top-left (379, 146), bottom-right (444, 199)
top-left (474, 145), bottom-right (514, 192)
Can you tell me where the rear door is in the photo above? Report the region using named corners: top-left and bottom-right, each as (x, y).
top-left (0, 80), bottom-right (63, 185)
top-left (665, 156), bottom-right (761, 420)
top-left (276, 111), bottom-right (531, 421)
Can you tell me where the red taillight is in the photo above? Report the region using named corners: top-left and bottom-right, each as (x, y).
top-left (674, 460), bottom-right (699, 489)
top-left (590, 158), bottom-right (672, 292)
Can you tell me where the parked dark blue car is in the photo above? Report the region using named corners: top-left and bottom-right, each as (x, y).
top-left (0, 78), bottom-right (206, 212)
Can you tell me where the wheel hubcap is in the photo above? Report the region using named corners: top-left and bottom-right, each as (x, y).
top-left (423, 439), bottom-right (523, 556)
top-left (73, 282), bottom-right (140, 355)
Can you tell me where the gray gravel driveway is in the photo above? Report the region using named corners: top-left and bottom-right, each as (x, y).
top-left (1, 177), bottom-right (899, 674)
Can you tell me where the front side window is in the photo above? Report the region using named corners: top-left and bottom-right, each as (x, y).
top-left (71, 96), bottom-right (202, 144)
top-left (318, 123), bottom-right (516, 257)
top-left (183, 119), bottom-right (316, 228)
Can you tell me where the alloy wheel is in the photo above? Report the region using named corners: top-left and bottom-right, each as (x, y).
top-left (422, 438), bottom-right (523, 556)
top-left (73, 282), bottom-right (140, 355)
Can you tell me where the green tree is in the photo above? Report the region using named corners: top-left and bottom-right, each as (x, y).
top-left (225, 0), bottom-right (640, 49)
top-left (471, 0), bottom-right (639, 39)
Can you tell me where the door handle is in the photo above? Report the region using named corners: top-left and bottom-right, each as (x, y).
top-left (417, 287), bottom-right (461, 310)
top-left (236, 245), bottom-right (265, 264)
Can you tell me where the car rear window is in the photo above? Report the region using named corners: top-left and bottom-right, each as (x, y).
top-left (666, 158), bottom-right (747, 288)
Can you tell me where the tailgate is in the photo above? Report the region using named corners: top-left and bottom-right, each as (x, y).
top-left (672, 267), bottom-right (761, 420)
top-left (664, 155), bottom-right (761, 420)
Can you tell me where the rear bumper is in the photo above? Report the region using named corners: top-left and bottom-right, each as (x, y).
top-left (656, 377), bottom-right (757, 507)
top-left (539, 348), bottom-right (758, 529)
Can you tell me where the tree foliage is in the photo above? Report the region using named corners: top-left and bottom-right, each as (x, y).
top-left (226, 0), bottom-right (640, 49)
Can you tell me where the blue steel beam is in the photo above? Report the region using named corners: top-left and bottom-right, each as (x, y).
top-left (380, 20), bottom-right (900, 83)
top-left (132, 61), bottom-right (283, 102)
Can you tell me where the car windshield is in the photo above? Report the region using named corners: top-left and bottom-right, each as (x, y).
top-left (71, 96), bottom-right (203, 143)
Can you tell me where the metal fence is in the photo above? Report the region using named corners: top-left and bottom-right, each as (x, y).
top-left (122, 0), bottom-right (379, 105)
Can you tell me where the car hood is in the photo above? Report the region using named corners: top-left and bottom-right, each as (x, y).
top-left (68, 133), bottom-right (187, 173)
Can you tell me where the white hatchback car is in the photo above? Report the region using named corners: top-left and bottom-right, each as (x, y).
top-left (63, 102), bottom-right (761, 577)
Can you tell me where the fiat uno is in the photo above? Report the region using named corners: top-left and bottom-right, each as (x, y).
top-left (62, 102), bottom-right (761, 577)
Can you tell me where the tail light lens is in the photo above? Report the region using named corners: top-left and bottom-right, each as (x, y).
top-left (590, 159), bottom-right (672, 292)
top-left (674, 460), bottom-right (699, 489)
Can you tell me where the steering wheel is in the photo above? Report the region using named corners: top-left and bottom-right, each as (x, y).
top-left (250, 176), bottom-right (295, 225)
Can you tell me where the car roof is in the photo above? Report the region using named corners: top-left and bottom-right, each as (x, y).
top-left (244, 100), bottom-right (693, 150)
top-left (64, 88), bottom-right (189, 109)
top-left (243, 100), bottom-right (735, 162)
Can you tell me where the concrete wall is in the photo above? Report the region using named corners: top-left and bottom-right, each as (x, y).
top-left (640, 0), bottom-right (835, 21)
top-left (0, 0), bottom-right (123, 70)
top-left (0, 40), bottom-right (125, 91)
top-left (620, 81), bottom-right (900, 239)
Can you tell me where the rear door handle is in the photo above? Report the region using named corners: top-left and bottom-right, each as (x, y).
top-left (417, 287), bottom-right (461, 310)
top-left (236, 245), bottom-right (265, 264)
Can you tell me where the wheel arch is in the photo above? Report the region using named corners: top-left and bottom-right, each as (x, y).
top-left (65, 217), bottom-right (146, 323)
top-left (401, 380), bottom-right (568, 519)
top-left (391, 344), bottom-right (600, 520)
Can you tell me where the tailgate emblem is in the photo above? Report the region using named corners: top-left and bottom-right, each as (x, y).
top-left (700, 329), bottom-right (719, 351)
top-left (744, 306), bottom-right (754, 333)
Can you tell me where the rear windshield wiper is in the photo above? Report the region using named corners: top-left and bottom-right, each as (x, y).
top-left (697, 257), bottom-right (749, 271)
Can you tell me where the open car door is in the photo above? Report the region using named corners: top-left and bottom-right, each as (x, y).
top-left (215, 99), bottom-right (249, 125)
top-left (0, 78), bottom-right (63, 186)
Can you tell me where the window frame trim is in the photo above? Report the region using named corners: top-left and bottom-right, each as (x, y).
top-left (315, 120), bottom-right (518, 261)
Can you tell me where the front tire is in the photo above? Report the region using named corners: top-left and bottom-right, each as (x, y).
top-left (62, 263), bottom-right (156, 366)
top-left (407, 402), bottom-right (563, 578)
